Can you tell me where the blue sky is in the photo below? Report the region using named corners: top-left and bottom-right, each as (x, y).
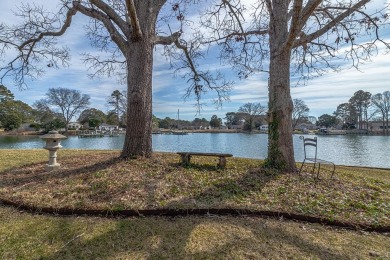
top-left (1, 0), bottom-right (389, 122)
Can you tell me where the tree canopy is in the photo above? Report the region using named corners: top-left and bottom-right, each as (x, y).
top-left (0, 0), bottom-right (231, 158)
top-left (44, 87), bottom-right (90, 132)
top-left (78, 108), bottom-right (107, 127)
top-left (0, 85), bottom-right (14, 102)
top-left (199, 0), bottom-right (390, 170)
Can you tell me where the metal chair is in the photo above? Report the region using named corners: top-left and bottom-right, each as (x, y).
top-left (299, 136), bottom-right (335, 179)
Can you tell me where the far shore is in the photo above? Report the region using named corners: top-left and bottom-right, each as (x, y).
top-left (1, 128), bottom-right (389, 136)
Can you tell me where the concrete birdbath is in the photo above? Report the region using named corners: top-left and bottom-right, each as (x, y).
top-left (40, 131), bottom-right (67, 171)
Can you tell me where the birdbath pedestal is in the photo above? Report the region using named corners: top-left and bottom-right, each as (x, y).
top-left (40, 131), bottom-right (67, 171)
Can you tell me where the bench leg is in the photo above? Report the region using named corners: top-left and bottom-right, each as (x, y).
top-left (180, 154), bottom-right (191, 165)
top-left (218, 157), bottom-right (226, 168)
top-left (330, 163), bottom-right (336, 179)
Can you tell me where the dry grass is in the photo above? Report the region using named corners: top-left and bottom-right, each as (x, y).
top-left (1, 149), bottom-right (390, 259)
top-left (0, 149), bottom-right (389, 227)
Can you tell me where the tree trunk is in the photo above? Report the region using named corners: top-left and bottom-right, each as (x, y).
top-left (121, 40), bottom-right (153, 158)
top-left (266, 51), bottom-right (295, 171)
top-left (265, 0), bottom-right (295, 171)
top-left (121, 3), bottom-right (157, 158)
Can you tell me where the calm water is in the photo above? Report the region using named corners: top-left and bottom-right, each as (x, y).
top-left (0, 133), bottom-right (389, 168)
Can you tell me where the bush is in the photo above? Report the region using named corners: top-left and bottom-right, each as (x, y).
top-left (2, 113), bottom-right (22, 131)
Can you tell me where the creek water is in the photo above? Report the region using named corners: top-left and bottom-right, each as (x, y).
top-left (0, 133), bottom-right (389, 168)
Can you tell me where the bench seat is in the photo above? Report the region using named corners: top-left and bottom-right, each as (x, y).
top-left (177, 152), bottom-right (233, 168)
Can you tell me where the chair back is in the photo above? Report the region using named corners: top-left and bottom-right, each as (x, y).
top-left (299, 136), bottom-right (318, 160)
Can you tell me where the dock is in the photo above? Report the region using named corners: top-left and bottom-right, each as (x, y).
top-left (77, 130), bottom-right (120, 138)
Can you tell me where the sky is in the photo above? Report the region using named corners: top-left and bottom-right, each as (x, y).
top-left (0, 0), bottom-right (389, 122)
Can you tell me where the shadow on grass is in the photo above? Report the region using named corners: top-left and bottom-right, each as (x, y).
top-left (0, 156), bottom-right (122, 189)
top-left (0, 154), bottom-right (278, 212)
top-left (171, 161), bottom-right (223, 172)
top-left (39, 216), bottom-right (350, 260)
top-left (165, 162), bottom-right (279, 209)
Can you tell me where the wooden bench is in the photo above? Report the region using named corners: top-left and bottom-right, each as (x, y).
top-left (177, 152), bottom-right (233, 168)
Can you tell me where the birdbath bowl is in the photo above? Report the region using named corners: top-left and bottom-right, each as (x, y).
top-left (40, 131), bottom-right (67, 171)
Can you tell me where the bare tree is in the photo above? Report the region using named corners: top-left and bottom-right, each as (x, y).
top-left (238, 102), bottom-right (267, 132)
top-left (200, 0), bottom-right (390, 170)
top-left (0, 1), bottom-right (231, 158)
top-left (292, 99), bottom-right (309, 130)
top-left (371, 91), bottom-right (390, 135)
top-left (44, 87), bottom-right (90, 132)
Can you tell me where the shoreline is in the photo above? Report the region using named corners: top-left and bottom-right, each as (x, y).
top-left (1, 129), bottom-right (389, 136)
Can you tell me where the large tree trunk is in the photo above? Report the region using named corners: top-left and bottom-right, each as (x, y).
top-left (265, 0), bottom-right (295, 171)
top-left (121, 3), bottom-right (157, 158)
top-left (266, 51), bottom-right (295, 171)
top-left (121, 41), bottom-right (153, 158)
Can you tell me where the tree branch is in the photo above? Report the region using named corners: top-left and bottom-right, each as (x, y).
top-left (294, 0), bottom-right (371, 48)
top-left (90, 0), bottom-right (130, 38)
top-left (154, 31), bottom-right (182, 45)
top-left (18, 7), bottom-right (77, 51)
top-left (162, 37), bottom-right (232, 112)
top-left (285, 0), bottom-right (303, 49)
top-left (299, 0), bottom-right (323, 28)
top-left (125, 0), bottom-right (143, 41)
top-left (73, 2), bottom-right (128, 54)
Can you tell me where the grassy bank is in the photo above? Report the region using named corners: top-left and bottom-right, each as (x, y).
top-left (1, 150), bottom-right (389, 227)
top-left (1, 149), bottom-right (389, 259)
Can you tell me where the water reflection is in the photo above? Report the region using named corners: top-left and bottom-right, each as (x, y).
top-left (0, 133), bottom-right (389, 168)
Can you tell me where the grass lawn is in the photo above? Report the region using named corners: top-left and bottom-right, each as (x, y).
top-left (1, 149), bottom-right (389, 259)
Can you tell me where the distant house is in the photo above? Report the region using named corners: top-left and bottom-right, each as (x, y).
top-left (231, 124), bottom-right (244, 130)
top-left (98, 123), bottom-right (118, 131)
top-left (296, 123), bottom-right (318, 131)
top-left (369, 121), bottom-right (389, 133)
top-left (17, 123), bottom-right (36, 132)
top-left (68, 122), bottom-right (82, 130)
top-left (259, 125), bottom-right (269, 132)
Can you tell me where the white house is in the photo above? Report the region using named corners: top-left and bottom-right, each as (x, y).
top-left (98, 123), bottom-right (118, 131)
top-left (68, 122), bottom-right (82, 130)
top-left (259, 125), bottom-right (269, 132)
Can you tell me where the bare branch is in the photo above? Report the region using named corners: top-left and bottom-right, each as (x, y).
top-left (294, 0), bottom-right (371, 47)
top-left (300, 0), bottom-right (323, 28)
top-left (18, 7), bottom-right (77, 50)
top-left (81, 52), bottom-right (126, 83)
top-left (0, 4), bottom-right (75, 88)
top-left (154, 31), bottom-right (182, 45)
top-left (90, 0), bottom-right (131, 38)
top-left (162, 35), bottom-right (232, 112)
top-left (285, 0), bottom-right (303, 49)
top-left (125, 0), bottom-right (143, 41)
top-left (73, 2), bottom-right (128, 54)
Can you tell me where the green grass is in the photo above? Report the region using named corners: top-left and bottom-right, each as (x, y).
top-left (1, 149), bottom-right (390, 259)
top-left (1, 206), bottom-right (390, 259)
